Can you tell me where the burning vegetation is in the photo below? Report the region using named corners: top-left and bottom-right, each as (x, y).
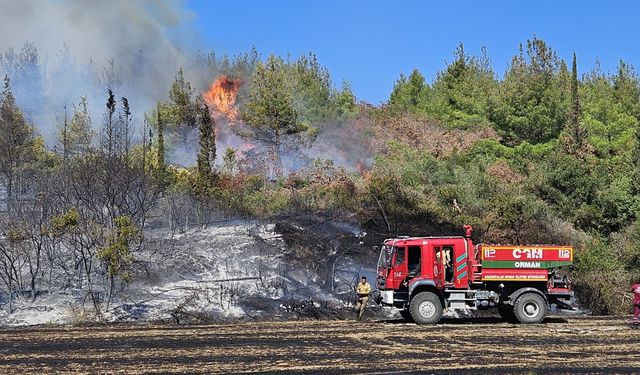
top-left (203, 75), bottom-right (242, 123)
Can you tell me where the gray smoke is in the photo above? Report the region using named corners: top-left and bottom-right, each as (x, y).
top-left (0, 0), bottom-right (196, 146)
top-left (0, 0), bottom-right (192, 71)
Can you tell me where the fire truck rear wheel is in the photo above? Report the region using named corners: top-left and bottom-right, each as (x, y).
top-left (513, 293), bottom-right (547, 324)
top-left (409, 291), bottom-right (443, 324)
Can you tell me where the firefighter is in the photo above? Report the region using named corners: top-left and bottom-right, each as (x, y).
top-left (437, 248), bottom-right (453, 282)
top-left (632, 283), bottom-right (640, 325)
top-left (355, 276), bottom-right (372, 320)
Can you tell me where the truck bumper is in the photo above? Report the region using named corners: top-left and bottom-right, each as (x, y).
top-left (378, 290), bottom-right (408, 308)
top-left (380, 290), bottom-right (394, 305)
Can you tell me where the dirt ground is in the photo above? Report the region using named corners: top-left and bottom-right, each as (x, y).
top-left (0, 316), bottom-right (638, 374)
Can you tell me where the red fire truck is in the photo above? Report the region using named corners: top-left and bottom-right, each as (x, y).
top-left (375, 225), bottom-right (573, 324)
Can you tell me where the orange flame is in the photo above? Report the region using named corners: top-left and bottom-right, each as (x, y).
top-left (203, 76), bottom-right (242, 122)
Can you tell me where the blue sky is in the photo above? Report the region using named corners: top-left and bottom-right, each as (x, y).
top-left (186, 0), bottom-right (639, 104)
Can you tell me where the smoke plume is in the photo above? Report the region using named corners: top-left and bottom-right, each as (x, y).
top-left (0, 0), bottom-right (193, 71)
top-left (0, 0), bottom-right (196, 146)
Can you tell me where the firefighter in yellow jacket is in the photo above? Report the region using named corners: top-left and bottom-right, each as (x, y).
top-left (355, 276), bottom-right (372, 320)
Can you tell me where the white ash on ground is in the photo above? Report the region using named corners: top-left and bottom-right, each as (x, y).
top-left (0, 220), bottom-right (378, 327)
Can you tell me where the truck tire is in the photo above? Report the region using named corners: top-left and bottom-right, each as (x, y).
top-left (513, 293), bottom-right (547, 324)
top-left (498, 304), bottom-right (517, 323)
top-left (409, 291), bottom-right (443, 324)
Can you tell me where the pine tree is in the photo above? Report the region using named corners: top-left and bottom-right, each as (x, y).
top-left (58, 105), bottom-right (69, 159)
top-left (336, 80), bottom-right (358, 118)
top-left (428, 43), bottom-right (497, 127)
top-left (101, 89), bottom-right (117, 156)
top-left (0, 75), bottom-right (35, 209)
top-left (58, 96), bottom-right (93, 158)
top-left (196, 101), bottom-right (216, 182)
top-left (561, 53), bottom-right (589, 157)
top-left (241, 55), bottom-right (305, 178)
top-left (165, 68), bottom-right (197, 143)
top-left (613, 60), bottom-right (640, 122)
top-left (120, 97), bottom-right (132, 158)
top-left (388, 68), bottom-right (429, 113)
top-left (291, 53), bottom-right (333, 124)
top-left (222, 147), bottom-right (237, 175)
top-left (141, 117), bottom-right (150, 174)
top-left (490, 37), bottom-right (570, 144)
top-left (169, 68), bottom-right (193, 112)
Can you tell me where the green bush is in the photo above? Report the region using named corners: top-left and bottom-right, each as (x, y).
top-left (573, 239), bottom-right (632, 315)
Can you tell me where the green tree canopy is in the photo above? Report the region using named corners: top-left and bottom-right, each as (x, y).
top-left (0, 75), bottom-right (36, 207)
top-left (241, 55), bottom-right (310, 177)
top-left (489, 38), bottom-right (570, 144)
top-left (289, 53), bottom-right (334, 125)
top-left (427, 44), bottom-right (497, 128)
top-left (581, 62), bottom-right (637, 162)
top-left (388, 68), bottom-right (430, 113)
top-left (160, 68), bottom-right (199, 143)
top-left (335, 80), bottom-right (358, 119)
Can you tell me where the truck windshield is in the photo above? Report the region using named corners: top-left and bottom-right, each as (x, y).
top-left (377, 245), bottom-right (394, 269)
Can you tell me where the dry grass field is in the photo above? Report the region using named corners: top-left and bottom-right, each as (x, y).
top-left (0, 316), bottom-right (638, 374)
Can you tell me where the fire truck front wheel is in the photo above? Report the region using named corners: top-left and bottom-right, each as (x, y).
top-left (513, 293), bottom-right (547, 324)
top-left (409, 291), bottom-right (443, 324)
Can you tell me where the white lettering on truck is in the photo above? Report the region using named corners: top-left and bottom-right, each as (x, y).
top-left (514, 261), bottom-right (541, 268)
top-left (513, 248), bottom-right (543, 259)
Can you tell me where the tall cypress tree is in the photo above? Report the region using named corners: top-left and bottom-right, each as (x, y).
top-left (196, 102), bottom-right (216, 182)
top-left (561, 52), bottom-right (589, 157)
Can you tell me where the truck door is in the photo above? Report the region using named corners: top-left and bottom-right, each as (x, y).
top-left (441, 245), bottom-right (454, 285)
top-left (432, 245), bottom-right (444, 288)
top-left (390, 246), bottom-right (407, 289)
